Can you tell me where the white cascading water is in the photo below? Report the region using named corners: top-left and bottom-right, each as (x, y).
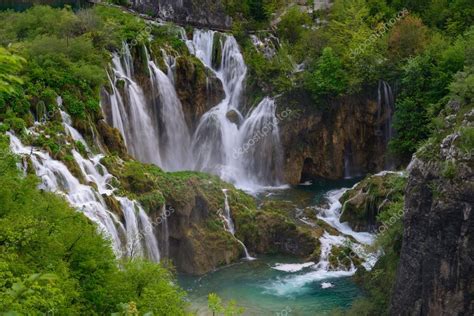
top-left (186, 30), bottom-right (284, 190)
top-left (265, 188), bottom-right (378, 296)
top-left (7, 112), bottom-right (161, 262)
top-left (103, 33), bottom-right (284, 192)
top-left (147, 48), bottom-right (192, 170)
top-left (106, 43), bottom-right (163, 166)
top-left (220, 189), bottom-right (254, 260)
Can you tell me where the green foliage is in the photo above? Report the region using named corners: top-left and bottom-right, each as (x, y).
top-left (389, 29), bottom-right (472, 162)
top-left (277, 7), bottom-right (311, 44)
top-left (207, 293), bottom-right (244, 316)
top-left (0, 138), bottom-right (188, 314)
top-left (305, 47), bottom-right (348, 100)
top-left (224, 0), bottom-right (283, 23)
top-left (243, 41), bottom-right (294, 95)
top-left (0, 48), bottom-right (25, 97)
top-left (0, 5), bottom-right (151, 122)
top-left (442, 160), bottom-right (457, 179)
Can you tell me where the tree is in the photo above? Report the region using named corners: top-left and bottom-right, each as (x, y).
top-left (388, 16), bottom-right (429, 61)
top-left (0, 48), bottom-right (25, 96)
top-left (277, 6), bottom-right (311, 44)
top-left (305, 47), bottom-right (348, 100)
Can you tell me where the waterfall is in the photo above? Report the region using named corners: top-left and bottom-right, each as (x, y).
top-left (377, 80), bottom-right (395, 169)
top-left (105, 43), bottom-right (163, 166)
top-left (60, 110), bottom-right (90, 152)
top-left (159, 205), bottom-right (170, 258)
top-left (8, 131), bottom-right (161, 262)
top-left (376, 80), bottom-right (394, 144)
top-left (161, 49), bottom-right (176, 84)
top-left (220, 189), bottom-right (254, 260)
top-left (237, 98), bottom-right (283, 186)
top-left (187, 30), bottom-right (283, 191)
top-left (343, 142), bottom-right (354, 179)
top-left (264, 188), bottom-right (378, 296)
top-left (147, 49), bottom-right (192, 171)
top-left (102, 33), bottom-right (285, 192)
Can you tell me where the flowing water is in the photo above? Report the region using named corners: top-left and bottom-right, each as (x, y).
top-left (180, 179), bottom-right (375, 315)
top-left (220, 189), bottom-right (254, 260)
top-left (8, 120), bottom-right (161, 262)
top-left (103, 31), bottom-right (284, 192)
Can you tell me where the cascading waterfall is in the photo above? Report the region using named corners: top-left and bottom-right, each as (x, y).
top-left (220, 189), bottom-right (254, 260)
top-left (162, 49), bottom-right (176, 84)
top-left (265, 188), bottom-right (377, 296)
top-left (102, 33), bottom-right (284, 192)
top-left (147, 49), bottom-right (192, 171)
top-left (8, 114), bottom-right (161, 262)
top-left (237, 98), bottom-right (283, 185)
top-left (105, 43), bottom-right (163, 166)
top-left (187, 30), bottom-right (284, 190)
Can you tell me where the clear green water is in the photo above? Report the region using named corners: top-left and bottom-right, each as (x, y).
top-left (179, 255), bottom-right (362, 316)
top-left (179, 179), bottom-right (365, 315)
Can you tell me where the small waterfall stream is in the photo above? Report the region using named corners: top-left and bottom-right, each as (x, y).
top-left (159, 205), bottom-right (170, 258)
top-left (377, 80), bottom-right (395, 169)
top-left (221, 189), bottom-right (254, 260)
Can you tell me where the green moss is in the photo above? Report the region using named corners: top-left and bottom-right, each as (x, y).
top-left (340, 173), bottom-right (407, 230)
top-left (442, 160), bottom-right (457, 179)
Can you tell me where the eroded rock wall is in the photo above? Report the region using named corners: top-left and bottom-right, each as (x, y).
top-left (279, 93), bottom-right (390, 184)
top-left (390, 110), bottom-right (474, 315)
top-left (130, 0), bottom-right (231, 30)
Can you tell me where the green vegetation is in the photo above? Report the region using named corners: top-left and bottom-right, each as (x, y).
top-left (224, 0), bottom-right (284, 26)
top-left (207, 293), bottom-right (245, 316)
top-left (336, 174), bottom-right (406, 315)
top-left (236, 0), bottom-right (473, 162)
top-left (0, 136), bottom-right (187, 314)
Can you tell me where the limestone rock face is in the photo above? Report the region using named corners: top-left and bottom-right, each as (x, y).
top-left (130, 0), bottom-right (231, 30)
top-left (390, 119), bottom-right (474, 314)
top-left (279, 94), bottom-right (391, 184)
top-left (174, 56), bottom-right (224, 131)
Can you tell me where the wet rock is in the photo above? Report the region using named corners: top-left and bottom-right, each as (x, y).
top-left (279, 93), bottom-right (393, 184)
top-left (390, 114), bottom-right (474, 315)
top-left (225, 109), bottom-right (241, 125)
top-left (339, 172), bottom-right (406, 232)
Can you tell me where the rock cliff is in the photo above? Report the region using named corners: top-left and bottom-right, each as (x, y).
top-left (130, 0), bottom-right (231, 30)
top-left (278, 93), bottom-right (391, 184)
top-left (390, 107), bottom-right (474, 314)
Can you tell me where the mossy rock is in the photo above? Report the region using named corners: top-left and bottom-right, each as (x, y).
top-left (340, 172), bottom-right (406, 231)
top-left (328, 245), bottom-right (363, 270)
